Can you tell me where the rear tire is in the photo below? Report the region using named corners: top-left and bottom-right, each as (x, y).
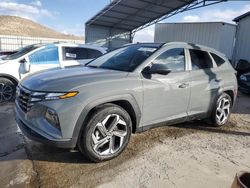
top-left (0, 78), bottom-right (16, 103)
top-left (211, 93), bottom-right (232, 127)
top-left (78, 104), bottom-right (132, 162)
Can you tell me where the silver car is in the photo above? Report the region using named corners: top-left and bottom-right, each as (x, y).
top-left (15, 42), bottom-right (238, 162)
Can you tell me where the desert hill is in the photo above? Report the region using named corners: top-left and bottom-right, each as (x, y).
top-left (0, 15), bottom-right (83, 40)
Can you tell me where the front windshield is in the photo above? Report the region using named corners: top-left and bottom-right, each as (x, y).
top-left (87, 45), bottom-right (158, 72)
top-left (2, 45), bottom-right (41, 60)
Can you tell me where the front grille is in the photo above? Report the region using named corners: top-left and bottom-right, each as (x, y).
top-left (17, 86), bottom-right (33, 113)
top-left (246, 75), bottom-right (250, 81)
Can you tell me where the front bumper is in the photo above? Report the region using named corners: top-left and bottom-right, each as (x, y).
top-left (16, 116), bottom-right (75, 148)
top-left (15, 104), bottom-right (76, 148)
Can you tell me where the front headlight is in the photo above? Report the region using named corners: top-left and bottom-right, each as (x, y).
top-left (45, 92), bottom-right (78, 100)
top-left (240, 75), bottom-right (247, 81)
top-left (31, 91), bottom-right (78, 102)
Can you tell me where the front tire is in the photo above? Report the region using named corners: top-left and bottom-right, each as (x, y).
top-left (211, 93), bottom-right (232, 127)
top-left (0, 78), bottom-right (16, 103)
top-left (78, 104), bottom-right (132, 162)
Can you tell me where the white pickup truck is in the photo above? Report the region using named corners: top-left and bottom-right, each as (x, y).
top-left (0, 43), bottom-right (107, 102)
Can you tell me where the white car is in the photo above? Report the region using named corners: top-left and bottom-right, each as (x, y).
top-left (0, 43), bottom-right (107, 102)
top-left (0, 50), bottom-right (17, 60)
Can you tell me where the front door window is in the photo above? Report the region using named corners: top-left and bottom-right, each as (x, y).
top-left (29, 46), bottom-right (59, 65)
top-left (153, 48), bottom-right (185, 72)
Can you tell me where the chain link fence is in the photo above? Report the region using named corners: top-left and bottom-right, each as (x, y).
top-left (0, 35), bottom-right (83, 51)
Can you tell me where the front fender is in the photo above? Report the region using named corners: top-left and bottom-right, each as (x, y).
top-left (70, 94), bottom-right (142, 147)
top-left (0, 73), bottom-right (19, 85)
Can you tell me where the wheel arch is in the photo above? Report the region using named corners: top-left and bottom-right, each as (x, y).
top-left (0, 73), bottom-right (19, 86)
top-left (224, 90), bottom-right (235, 105)
top-left (72, 94), bottom-right (142, 147)
top-left (207, 89), bottom-right (235, 119)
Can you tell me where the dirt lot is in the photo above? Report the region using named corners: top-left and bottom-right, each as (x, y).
top-left (0, 93), bottom-right (250, 188)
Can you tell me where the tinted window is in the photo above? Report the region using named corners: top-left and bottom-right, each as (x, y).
top-left (87, 46), bottom-right (157, 72)
top-left (29, 46), bottom-right (59, 64)
top-left (87, 49), bottom-right (103, 59)
top-left (3, 45), bottom-right (41, 60)
top-left (211, 53), bottom-right (225, 66)
top-left (190, 49), bottom-right (213, 70)
top-left (154, 48), bottom-right (185, 72)
top-left (63, 47), bottom-right (87, 60)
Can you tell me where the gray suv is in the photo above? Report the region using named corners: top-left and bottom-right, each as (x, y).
top-left (15, 42), bottom-right (237, 162)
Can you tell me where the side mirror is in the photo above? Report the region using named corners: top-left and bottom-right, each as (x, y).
top-left (142, 63), bottom-right (171, 75)
top-left (19, 58), bottom-right (27, 64)
top-left (19, 57), bottom-right (30, 73)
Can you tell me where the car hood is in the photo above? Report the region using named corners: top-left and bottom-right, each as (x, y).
top-left (21, 66), bottom-right (128, 92)
top-left (0, 59), bottom-right (8, 64)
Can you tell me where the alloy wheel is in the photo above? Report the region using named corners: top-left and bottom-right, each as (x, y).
top-left (216, 97), bottom-right (231, 125)
top-left (91, 114), bottom-right (128, 156)
top-left (0, 83), bottom-right (13, 102)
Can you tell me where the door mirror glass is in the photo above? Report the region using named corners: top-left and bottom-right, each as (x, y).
top-left (150, 63), bottom-right (171, 75)
top-left (142, 64), bottom-right (171, 75)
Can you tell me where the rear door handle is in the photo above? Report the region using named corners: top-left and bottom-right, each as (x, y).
top-left (179, 83), bottom-right (189, 89)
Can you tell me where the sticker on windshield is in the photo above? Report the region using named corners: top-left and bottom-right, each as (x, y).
top-left (137, 47), bottom-right (156, 52)
top-left (66, 53), bottom-right (77, 58)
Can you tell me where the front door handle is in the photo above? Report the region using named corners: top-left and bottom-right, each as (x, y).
top-left (214, 78), bottom-right (222, 82)
top-left (179, 83), bottom-right (189, 89)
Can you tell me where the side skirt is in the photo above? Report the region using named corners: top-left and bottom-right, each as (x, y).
top-left (135, 112), bottom-right (209, 134)
top-left (136, 117), bottom-right (187, 133)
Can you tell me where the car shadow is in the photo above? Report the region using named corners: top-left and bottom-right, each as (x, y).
top-left (1, 118), bottom-right (250, 165)
top-left (24, 141), bottom-right (92, 164)
top-left (171, 120), bottom-right (250, 137)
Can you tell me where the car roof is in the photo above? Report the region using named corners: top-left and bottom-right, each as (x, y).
top-left (24, 43), bottom-right (107, 52)
top-left (123, 42), bottom-right (164, 48)
top-left (55, 43), bottom-right (107, 52)
top-left (123, 42), bottom-right (226, 58)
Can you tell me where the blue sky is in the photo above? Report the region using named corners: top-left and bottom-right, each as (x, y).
top-left (0, 0), bottom-right (250, 42)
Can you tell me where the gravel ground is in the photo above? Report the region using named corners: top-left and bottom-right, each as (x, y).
top-left (0, 93), bottom-right (250, 188)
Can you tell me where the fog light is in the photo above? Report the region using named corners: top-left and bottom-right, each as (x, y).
top-left (45, 108), bottom-right (60, 130)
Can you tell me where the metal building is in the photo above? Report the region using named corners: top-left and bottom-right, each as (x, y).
top-left (233, 11), bottom-right (250, 62)
top-left (154, 22), bottom-right (236, 59)
top-left (85, 25), bottom-right (131, 50)
top-left (85, 0), bottom-right (227, 50)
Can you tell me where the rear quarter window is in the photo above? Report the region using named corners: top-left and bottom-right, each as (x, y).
top-left (87, 49), bottom-right (103, 59)
top-left (62, 47), bottom-right (87, 60)
top-left (211, 53), bottom-right (226, 66)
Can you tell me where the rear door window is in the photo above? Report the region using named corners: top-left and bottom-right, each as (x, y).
top-left (189, 49), bottom-right (213, 70)
top-left (29, 46), bottom-right (59, 64)
top-left (62, 47), bottom-right (87, 60)
top-left (211, 53), bottom-right (226, 66)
